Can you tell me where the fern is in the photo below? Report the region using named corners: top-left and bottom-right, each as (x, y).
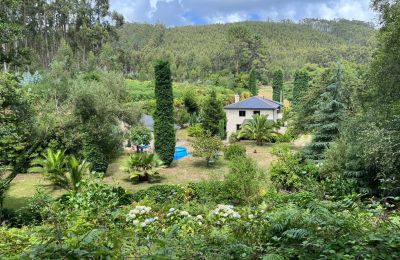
top-left (262, 253), bottom-right (285, 260)
top-left (282, 228), bottom-right (309, 240)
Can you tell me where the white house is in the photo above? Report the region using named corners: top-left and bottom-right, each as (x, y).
top-left (224, 94), bottom-right (283, 139)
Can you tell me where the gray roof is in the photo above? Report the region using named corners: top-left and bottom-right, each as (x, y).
top-left (142, 114), bottom-right (180, 131)
top-left (224, 96), bottom-right (283, 110)
top-left (142, 114), bottom-right (154, 130)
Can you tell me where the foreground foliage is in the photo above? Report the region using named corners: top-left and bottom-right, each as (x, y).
top-left (1, 178), bottom-right (399, 259)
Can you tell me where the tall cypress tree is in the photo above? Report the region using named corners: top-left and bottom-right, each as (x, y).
top-left (248, 68), bottom-right (258, 96)
top-left (306, 65), bottom-right (345, 160)
top-left (201, 90), bottom-right (225, 137)
top-left (272, 69), bottom-right (283, 102)
top-left (154, 60), bottom-right (176, 166)
top-left (292, 69), bottom-right (310, 107)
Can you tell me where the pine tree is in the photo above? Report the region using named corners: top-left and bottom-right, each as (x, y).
top-left (201, 90), bottom-right (225, 137)
top-left (292, 69), bottom-right (310, 107)
top-left (154, 60), bottom-right (176, 166)
top-left (248, 68), bottom-right (258, 96)
top-left (272, 69), bottom-right (283, 102)
top-left (306, 65), bottom-right (345, 160)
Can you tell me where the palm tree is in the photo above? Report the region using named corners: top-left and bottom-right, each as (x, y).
top-left (66, 156), bottom-right (90, 193)
top-left (238, 114), bottom-right (280, 146)
top-left (29, 149), bottom-right (68, 188)
top-left (124, 153), bottom-right (164, 182)
top-left (30, 149), bottom-right (90, 192)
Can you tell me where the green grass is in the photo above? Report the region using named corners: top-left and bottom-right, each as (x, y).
top-left (3, 129), bottom-right (310, 210)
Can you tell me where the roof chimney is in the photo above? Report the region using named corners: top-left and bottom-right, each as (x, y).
top-left (234, 93), bottom-right (240, 103)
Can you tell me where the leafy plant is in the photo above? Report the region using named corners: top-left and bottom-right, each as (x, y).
top-left (29, 149), bottom-right (89, 192)
top-left (124, 153), bottom-right (164, 182)
top-left (29, 149), bottom-right (68, 188)
top-left (270, 149), bottom-right (304, 191)
top-left (175, 108), bottom-right (190, 128)
top-left (187, 123), bottom-right (204, 137)
top-left (129, 125), bottom-right (152, 151)
top-left (66, 156), bottom-right (91, 193)
top-left (224, 144), bottom-right (246, 160)
top-left (238, 114), bottom-right (280, 145)
top-left (224, 156), bottom-right (264, 204)
top-left (192, 132), bottom-right (223, 166)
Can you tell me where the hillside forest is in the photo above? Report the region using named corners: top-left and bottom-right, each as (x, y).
top-left (1, 0), bottom-right (400, 258)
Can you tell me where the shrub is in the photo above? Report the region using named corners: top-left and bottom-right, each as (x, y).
top-left (270, 149), bottom-right (304, 191)
top-left (124, 153), bottom-right (164, 182)
top-left (192, 132), bottom-right (223, 166)
top-left (224, 144), bottom-right (246, 160)
top-left (224, 156), bottom-right (265, 204)
top-left (175, 108), bottom-right (190, 128)
top-left (129, 125), bottom-right (152, 151)
top-left (29, 149), bottom-right (90, 192)
top-left (187, 123), bottom-right (204, 137)
top-left (188, 181), bottom-right (230, 203)
top-left (132, 184), bottom-right (185, 203)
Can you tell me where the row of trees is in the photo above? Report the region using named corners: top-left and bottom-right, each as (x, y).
top-left (1, 0), bottom-right (123, 71)
top-left (287, 0), bottom-right (400, 197)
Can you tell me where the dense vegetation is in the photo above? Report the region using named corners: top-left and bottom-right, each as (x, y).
top-left (1, 0), bottom-right (400, 258)
top-left (116, 19), bottom-right (375, 81)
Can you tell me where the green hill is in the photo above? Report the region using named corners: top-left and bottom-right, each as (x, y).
top-left (116, 19), bottom-right (376, 81)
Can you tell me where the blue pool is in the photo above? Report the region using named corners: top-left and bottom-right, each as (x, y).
top-left (174, 147), bottom-right (190, 160)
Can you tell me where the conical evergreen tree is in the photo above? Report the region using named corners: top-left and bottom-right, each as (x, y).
top-left (292, 69), bottom-right (310, 107)
top-left (248, 68), bottom-right (258, 96)
top-left (154, 60), bottom-right (176, 166)
top-left (201, 90), bottom-right (225, 137)
top-left (306, 65), bottom-right (345, 160)
top-left (272, 69), bottom-right (283, 102)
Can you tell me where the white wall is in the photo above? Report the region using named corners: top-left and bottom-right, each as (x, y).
top-left (225, 109), bottom-right (277, 139)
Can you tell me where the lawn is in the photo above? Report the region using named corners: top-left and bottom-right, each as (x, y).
top-left (3, 130), bottom-right (309, 210)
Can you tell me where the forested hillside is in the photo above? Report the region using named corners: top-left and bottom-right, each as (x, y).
top-left (116, 19), bottom-right (376, 81)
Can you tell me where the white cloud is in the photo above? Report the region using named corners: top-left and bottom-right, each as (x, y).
top-left (206, 12), bottom-right (250, 24)
top-left (110, 0), bottom-right (377, 26)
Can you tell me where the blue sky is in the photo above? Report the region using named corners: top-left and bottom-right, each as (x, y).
top-left (109, 0), bottom-right (377, 26)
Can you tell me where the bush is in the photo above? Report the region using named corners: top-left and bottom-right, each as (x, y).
top-left (192, 133), bottom-right (223, 166)
top-left (175, 108), bottom-right (190, 128)
top-left (124, 153), bottom-right (164, 182)
top-left (132, 184), bottom-right (185, 203)
top-left (275, 133), bottom-right (293, 143)
top-left (224, 144), bottom-right (246, 160)
top-left (129, 125), bottom-right (152, 150)
top-left (269, 150), bottom-right (302, 191)
top-left (187, 123), bottom-right (204, 137)
top-left (224, 156), bottom-right (265, 204)
top-left (269, 147), bottom-right (318, 191)
top-left (189, 181), bottom-right (231, 203)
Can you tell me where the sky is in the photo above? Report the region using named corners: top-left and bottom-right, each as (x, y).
top-left (109, 0), bottom-right (377, 26)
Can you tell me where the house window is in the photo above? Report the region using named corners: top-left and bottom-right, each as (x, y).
top-left (239, 111), bottom-right (246, 117)
top-left (253, 111), bottom-right (260, 115)
top-left (236, 124), bottom-right (241, 131)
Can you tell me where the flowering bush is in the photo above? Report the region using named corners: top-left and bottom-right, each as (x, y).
top-left (209, 204), bottom-right (241, 225)
top-left (126, 205), bottom-right (157, 228)
top-left (166, 208), bottom-right (204, 235)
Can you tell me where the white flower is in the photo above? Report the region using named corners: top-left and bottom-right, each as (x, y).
top-left (196, 215), bottom-right (203, 220)
top-left (140, 222), bottom-right (147, 227)
top-left (169, 208), bottom-right (176, 212)
top-left (179, 211), bottom-right (190, 217)
top-left (132, 220), bottom-right (140, 225)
